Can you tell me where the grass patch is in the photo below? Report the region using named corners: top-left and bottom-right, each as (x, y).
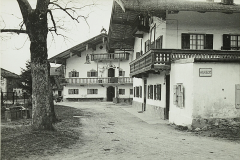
top-left (1, 105), bottom-right (85, 160)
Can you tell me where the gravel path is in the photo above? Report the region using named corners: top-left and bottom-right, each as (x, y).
top-left (31, 102), bottom-right (240, 160)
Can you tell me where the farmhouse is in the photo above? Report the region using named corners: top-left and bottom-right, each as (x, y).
top-left (49, 33), bottom-right (133, 103)
top-left (110, 0), bottom-right (240, 127)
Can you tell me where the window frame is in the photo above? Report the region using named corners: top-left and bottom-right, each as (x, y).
top-left (87, 89), bottom-right (98, 94)
top-left (119, 89), bottom-right (125, 95)
top-left (68, 89), bottom-right (79, 94)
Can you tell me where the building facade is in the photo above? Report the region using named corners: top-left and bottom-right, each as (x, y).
top-left (49, 33), bottom-right (133, 102)
top-left (110, 0), bottom-right (240, 127)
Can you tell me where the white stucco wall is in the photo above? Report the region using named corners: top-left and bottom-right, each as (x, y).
top-left (166, 11), bottom-right (240, 49)
top-left (169, 62), bottom-right (194, 126)
top-left (169, 60), bottom-right (240, 126)
top-left (192, 63), bottom-right (240, 119)
top-left (64, 42), bottom-right (133, 99)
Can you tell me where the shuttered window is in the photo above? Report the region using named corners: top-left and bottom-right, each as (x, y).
top-left (154, 84), bottom-right (161, 100)
top-left (145, 40), bottom-right (150, 53)
top-left (140, 86), bottom-right (142, 98)
top-left (222, 34), bottom-right (240, 50)
top-left (148, 85), bottom-right (153, 99)
top-left (87, 70), bottom-right (98, 77)
top-left (69, 71), bottom-right (79, 77)
top-left (173, 84), bottom-right (184, 108)
top-left (87, 89), bottom-right (98, 94)
top-left (68, 89), bottom-right (79, 94)
top-left (182, 33), bottom-right (213, 50)
top-left (119, 70), bottom-right (125, 76)
top-left (130, 89), bottom-right (133, 95)
top-left (119, 89), bottom-right (125, 95)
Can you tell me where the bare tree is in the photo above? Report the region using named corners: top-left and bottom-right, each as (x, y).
top-left (0, 0), bottom-right (94, 130)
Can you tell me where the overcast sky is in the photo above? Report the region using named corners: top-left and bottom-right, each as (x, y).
top-left (1, 0), bottom-right (240, 74)
top-left (0, 0), bottom-right (113, 74)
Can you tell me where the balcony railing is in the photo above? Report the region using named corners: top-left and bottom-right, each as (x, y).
top-left (91, 53), bottom-right (129, 61)
top-left (61, 77), bottom-right (133, 85)
top-left (130, 49), bottom-right (171, 74)
top-left (130, 49), bottom-right (240, 76)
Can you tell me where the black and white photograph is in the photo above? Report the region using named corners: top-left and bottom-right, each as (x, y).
top-left (1, 0), bottom-right (240, 159)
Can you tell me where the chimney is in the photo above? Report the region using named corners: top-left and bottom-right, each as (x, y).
top-left (221, 0), bottom-right (234, 5)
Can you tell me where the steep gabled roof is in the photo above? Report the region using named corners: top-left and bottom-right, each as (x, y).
top-left (48, 33), bottom-right (108, 64)
top-left (1, 68), bottom-right (20, 79)
top-left (108, 0), bottom-right (240, 50)
top-left (117, 0), bottom-right (240, 13)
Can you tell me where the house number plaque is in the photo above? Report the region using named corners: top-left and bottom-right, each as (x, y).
top-left (199, 68), bottom-right (212, 77)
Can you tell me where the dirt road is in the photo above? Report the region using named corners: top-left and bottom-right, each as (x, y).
top-left (30, 102), bottom-right (240, 160)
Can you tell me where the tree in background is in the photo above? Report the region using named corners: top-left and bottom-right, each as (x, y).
top-left (20, 61), bottom-right (32, 94)
top-left (1, 0), bottom-right (94, 130)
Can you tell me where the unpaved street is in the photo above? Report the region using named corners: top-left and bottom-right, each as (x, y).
top-left (30, 102), bottom-right (239, 160)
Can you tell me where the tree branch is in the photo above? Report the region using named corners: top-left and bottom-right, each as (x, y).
top-left (0, 29), bottom-right (27, 34)
top-left (16, 0), bottom-right (32, 26)
top-left (48, 10), bottom-right (57, 33)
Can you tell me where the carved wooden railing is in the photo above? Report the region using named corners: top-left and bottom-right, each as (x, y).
top-left (61, 77), bottom-right (133, 85)
top-left (91, 53), bottom-right (129, 61)
top-left (130, 49), bottom-right (240, 74)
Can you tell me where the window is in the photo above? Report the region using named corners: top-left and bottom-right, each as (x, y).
top-left (69, 71), bottom-right (79, 77)
top-left (140, 86), bottom-right (142, 98)
top-left (87, 70), bottom-right (98, 77)
top-left (150, 25), bottom-right (156, 49)
top-left (156, 36), bottom-right (163, 49)
top-left (154, 84), bottom-right (161, 100)
top-left (173, 84), bottom-right (184, 108)
top-left (182, 33), bottom-right (213, 50)
top-left (145, 40), bottom-right (150, 53)
top-left (68, 89), bottom-right (79, 94)
top-left (130, 89), bottom-right (133, 95)
top-left (87, 89), bottom-right (98, 94)
top-left (119, 89), bottom-right (125, 95)
top-left (223, 34), bottom-right (240, 50)
top-left (119, 70), bottom-right (125, 77)
top-left (136, 86), bottom-right (140, 98)
top-left (134, 87), bottom-right (136, 97)
top-left (148, 85), bottom-right (153, 99)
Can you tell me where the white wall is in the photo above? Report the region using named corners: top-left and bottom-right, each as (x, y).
top-left (169, 61), bottom-right (194, 126)
top-left (192, 63), bottom-right (240, 118)
top-left (118, 85), bottom-right (133, 98)
top-left (166, 11), bottom-right (240, 49)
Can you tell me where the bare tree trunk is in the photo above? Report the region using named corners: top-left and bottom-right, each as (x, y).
top-left (16, 0), bottom-right (56, 130)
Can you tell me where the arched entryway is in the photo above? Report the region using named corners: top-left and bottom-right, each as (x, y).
top-left (107, 86), bottom-right (115, 101)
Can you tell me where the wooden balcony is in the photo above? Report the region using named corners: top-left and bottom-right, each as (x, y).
top-left (91, 53), bottom-right (129, 61)
top-left (61, 77), bottom-right (133, 86)
top-left (130, 49), bottom-right (240, 77)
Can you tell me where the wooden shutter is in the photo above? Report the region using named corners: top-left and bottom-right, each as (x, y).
top-left (140, 86), bottom-right (142, 98)
top-left (173, 85), bottom-right (178, 105)
top-left (222, 34), bottom-right (230, 50)
top-left (76, 72), bottom-right (79, 77)
top-left (154, 85), bottom-right (157, 100)
top-left (69, 72), bottom-right (72, 77)
top-left (205, 34), bottom-right (213, 49)
top-left (87, 72), bottom-right (90, 77)
top-left (177, 84), bottom-right (184, 108)
top-left (157, 84), bottom-right (161, 100)
top-left (236, 84), bottom-right (240, 109)
top-left (95, 71), bottom-right (98, 77)
top-left (182, 34), bottom-right (190, 49)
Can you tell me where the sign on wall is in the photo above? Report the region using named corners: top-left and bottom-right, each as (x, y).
top-left (199, 68), bottom-right (212, 77)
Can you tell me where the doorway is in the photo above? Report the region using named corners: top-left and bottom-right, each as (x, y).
top-left (107, 86), bottom-right (115, 101)
top-left (165, 75), bottom-right (170, 119)
top-left (108, 68), bottom-right (115, 77)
